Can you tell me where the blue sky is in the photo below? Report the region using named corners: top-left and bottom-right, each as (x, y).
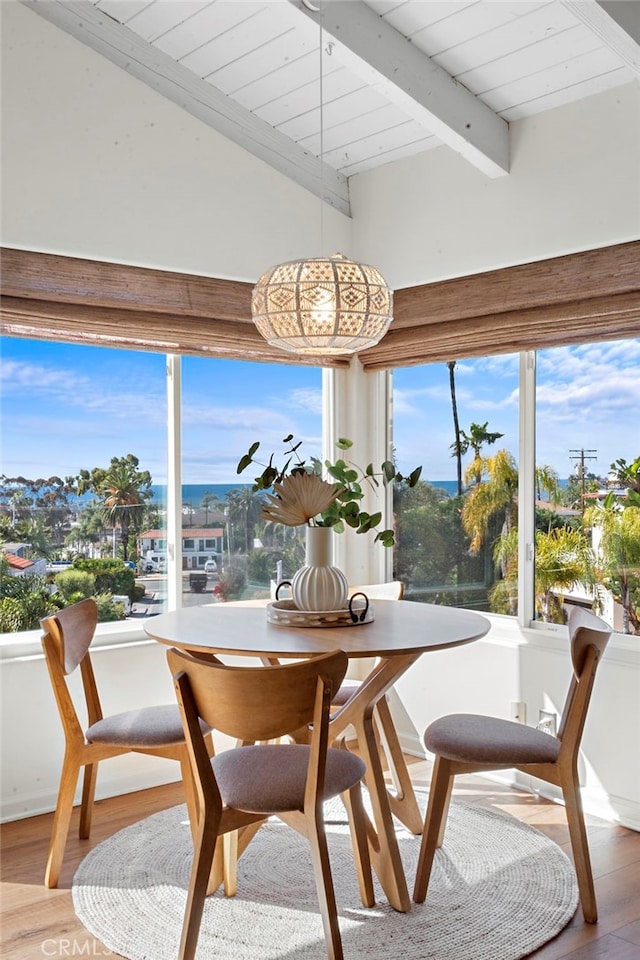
top-left (2, 336), bottom-right (638, 487)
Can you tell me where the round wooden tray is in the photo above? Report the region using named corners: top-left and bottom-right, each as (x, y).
top-left (266, 598), bottom-right (373, 628)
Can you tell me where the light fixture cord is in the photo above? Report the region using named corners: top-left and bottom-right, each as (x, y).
top-left (319, 0), bottom-right (324, 256)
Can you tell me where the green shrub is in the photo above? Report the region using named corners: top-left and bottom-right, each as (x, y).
top-left (132, 583), bottom-right (146, 602)
top-left (94, 592), bottom-right (126, 622)
top-left (0, 573), bottom-right (62, 632)
top-left (54, 569), bottom-right (95, 600)
top-left (74, 559), bottom-right (135, 598)
top-left (214, 565), bottom-right (247, 601)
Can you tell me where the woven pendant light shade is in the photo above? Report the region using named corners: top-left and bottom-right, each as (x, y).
top-left (251, 252), bottom-right (393, 356)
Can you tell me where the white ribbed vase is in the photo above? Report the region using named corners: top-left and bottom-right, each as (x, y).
top-left (292, 526), bottom-right (348, 612)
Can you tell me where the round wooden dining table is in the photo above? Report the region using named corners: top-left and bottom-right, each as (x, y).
top-left (145, 598), bottom-right (490, 912)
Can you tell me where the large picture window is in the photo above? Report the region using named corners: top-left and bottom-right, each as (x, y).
top-left (393, 340), bottom-right (640, 634)
top-left (392, 355), bottom-right (519, 613)
top-left (534, 339), bottom-right (640, 633)
top-left (0, 340), bottom-right (322, 629)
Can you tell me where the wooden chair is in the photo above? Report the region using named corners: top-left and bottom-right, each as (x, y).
top-left (168, 647), bottom-right (373, 960)
top-left (40, 598), bottom-right (206, 888)
top-left (413, 606), bottom-right (612, 923)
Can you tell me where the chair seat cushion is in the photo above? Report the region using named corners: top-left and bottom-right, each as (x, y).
top-left (425, 713), bottom-right (561, 765)
top-left (212, 743), bottom-right (366, 813)
top-left (331, 679), bottom-right (361, 706)
top-left (86, 704), bottom-right (208, 748)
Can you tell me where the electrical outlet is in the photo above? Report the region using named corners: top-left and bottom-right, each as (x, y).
top-left (510, 701), bottom-right (526, 724)
top-left (538, 709), bottom-right (557, 736)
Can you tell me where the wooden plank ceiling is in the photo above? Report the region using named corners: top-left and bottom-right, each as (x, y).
top-left (21, 0), bottom-right (640, 216)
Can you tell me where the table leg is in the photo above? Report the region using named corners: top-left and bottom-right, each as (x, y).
top-left (329, 653), bottom-right (420, 913)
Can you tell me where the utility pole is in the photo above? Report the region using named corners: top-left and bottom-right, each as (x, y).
top-left (569, 448), bottom-right (597, 510)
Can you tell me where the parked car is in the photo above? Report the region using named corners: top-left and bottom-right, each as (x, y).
top-left (204, 558), bottom-right (218, 574)
top-left (46, 560), bottom-right (73, 574)
top-left (189, 571), bottom-right (208, 593)
top-left (112, 594), bottom-right (132, 614)
top-left (142, 560), bottom-right (158, 574)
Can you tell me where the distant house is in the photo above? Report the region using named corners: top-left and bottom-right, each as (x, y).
top-left (137, 529), bottom-right (224, 571)
top-left (2, 543), bottom-right (47, 577)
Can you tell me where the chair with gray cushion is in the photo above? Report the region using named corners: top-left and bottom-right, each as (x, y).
top-left (40, 598), bottom-right (208, 888)
top-left (168, 646), bottom-right (373, 960)
top-left (413, 606), bottom-right (611, 923)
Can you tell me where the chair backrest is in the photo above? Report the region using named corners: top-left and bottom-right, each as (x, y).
top-left (41, 598), bottom-right (98, 675)
top-left (167, 648), bottom-right (348, 744)
top-left (348, 581), bottom-right (404, 601)
top-left (557, 606), bottom-right (611, 751)
top-left (41, 598), bottom-right (102, 738)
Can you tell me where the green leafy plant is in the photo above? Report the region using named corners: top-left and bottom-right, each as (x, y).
top-left (237, 435), bottom-right (422, 547)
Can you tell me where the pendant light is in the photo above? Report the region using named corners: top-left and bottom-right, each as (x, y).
top-left (251, 3), bottom-right (393, 356)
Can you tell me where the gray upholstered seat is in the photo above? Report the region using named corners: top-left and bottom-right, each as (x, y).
top-left (413, 606), bottom-right (612, 926)
top-left (424, 713), bottom-right (561, 765)
top-left (212, 743), bottom-right (365, 812)
top-left (86, 703), bottom-right (205, 748)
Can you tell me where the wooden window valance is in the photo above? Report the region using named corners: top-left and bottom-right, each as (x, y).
top-left (1, 242), bottom-right (638, 370)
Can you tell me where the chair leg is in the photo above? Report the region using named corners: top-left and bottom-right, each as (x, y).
top-left (45, 756), bottom-right (82, 888)
top-left (413, 755), bottom-right (455, 904)
top-left (79, 762), bottom-right (98, 839)
top-left (179, 750), bottom-right (200, 845)
top-left (179, 811), bottom-right (221, 960)
top-left (306, 810), bottom-right (344, 960)
top-left (341, 785), bottom-right (374, 907)
top-left (561, 768), bottom-right (598, 923)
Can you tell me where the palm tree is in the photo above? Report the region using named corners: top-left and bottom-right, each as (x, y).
top-left (461, 449), bottom-right (519, 557)
top-left (457, 422), bottom-right (504, 486)
top-left (534, 527), bottom-right (598, 622)
top-left (78, 455), bottom-right (152, 562)
top-left (536, 464), bottom-right (560, 504)
top-left (201, 491), bottom-right (216, 525)
top-left (447, 362), bottom-right (463, 497)
top-left (584, 497), bottom-right (640, 634)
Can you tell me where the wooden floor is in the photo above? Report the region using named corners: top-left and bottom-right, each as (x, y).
top-left (1, 761), bottom-right (639, 960)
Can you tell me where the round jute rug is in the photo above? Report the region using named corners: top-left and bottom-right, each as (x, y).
top-left (72, 798), bottom-right (577, 960)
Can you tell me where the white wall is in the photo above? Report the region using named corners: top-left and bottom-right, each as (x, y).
top-left (2, 620), bottom-right (638, 830)
top-left (350, 81), bottom-right (640, 287)
top-left (0, 1), bottom-right (352, 278)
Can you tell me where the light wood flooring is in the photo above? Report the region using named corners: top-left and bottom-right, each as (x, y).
top-left (2, 761), bottom-right (639, 960)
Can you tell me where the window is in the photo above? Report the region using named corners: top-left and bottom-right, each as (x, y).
top-left (179, 356), bottom-right (322, 607)
top-left (534, 339), bottom-right (640, 633)
top-left (393, 340), bottom-right (640, 635)
top-left (0, 337), bottom-right (168, 629)
top-left (0, 343), bottom-right (324, 628)
top-left (392, 355), bottom-right (519, 613)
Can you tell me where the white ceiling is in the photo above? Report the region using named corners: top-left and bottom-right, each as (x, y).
top-left (22, 0), bottom-right (640, 216)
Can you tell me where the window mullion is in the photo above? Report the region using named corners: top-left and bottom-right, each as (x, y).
top-left (518, 351), bottom-right (536, 626)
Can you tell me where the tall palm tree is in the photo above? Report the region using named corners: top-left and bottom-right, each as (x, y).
top-left (201, 491), bottom-right (216, 525)
top-left (457, 421), bottom-right (504, 486)
top-left (536, 463), bottom-right (560, 504)
top-left (447, 361), bottom-right (463, 497)
top-left (78, 455), bottom-right (152, 562)
top-left (461, 449), bottom-right (519, 557)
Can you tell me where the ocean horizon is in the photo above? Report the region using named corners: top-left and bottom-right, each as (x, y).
top-left (151, 479), bottom-right (476, 505)
top-left (150, 477), bottom-right (571, 506)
